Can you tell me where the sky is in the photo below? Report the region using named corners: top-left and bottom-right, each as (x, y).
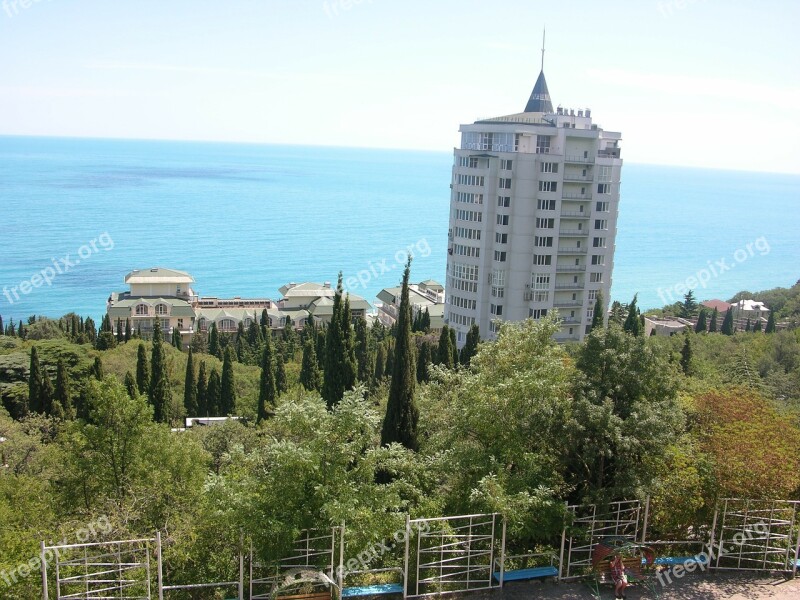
top-left (1, 0), bottom-right (799, 173)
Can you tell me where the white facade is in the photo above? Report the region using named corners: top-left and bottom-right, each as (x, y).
top-left (445, 78), bottom-right (623, 345)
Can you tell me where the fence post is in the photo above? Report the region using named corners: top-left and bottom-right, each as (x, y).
top-left (558, 502), bottom-right (567, 582)
top-left (338, 522), bottom-right (345, 594)
top-left (641, 496), bottom-right (650, 544)
top-left (239, 530), bottom-right (245, 600)
top-left (40, 541), bottom-right (49, 600)
top-left (156, 531), bottom-right (164, 600)
top-left (498, 516), bottom-right (506, 588)
top-left (403, 515), bottom-right (410, 599)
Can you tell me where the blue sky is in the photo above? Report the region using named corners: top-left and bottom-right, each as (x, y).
top-left (1, 0), bottom-right (798, 173)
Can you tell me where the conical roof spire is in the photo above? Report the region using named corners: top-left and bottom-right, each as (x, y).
top-left (524, 28), bottom-right (554, 113)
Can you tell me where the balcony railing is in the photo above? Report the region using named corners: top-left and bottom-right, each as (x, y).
top-left (565, 155), bottom-right (595, 164)
top-left (560, 211), bottom-right (589, 218)
top-left (558, 247), bottom-right (588, 254)
top-left (563, 174), bottom-right (594, 182)
top-left (555, 265), bottom-right (586, 272)
top-left (554, 301), bottom-right (583, 308)
top-left (559, 317), bottom-right (583, 324)
top-left (555, 284), bottom-right (584, 290)
top-left (563, 192), bottom-right (592, 200)
top-left (559, 230), bottom-right (588, 236)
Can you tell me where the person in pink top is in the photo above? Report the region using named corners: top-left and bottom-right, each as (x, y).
top-left (610, 554), bottom-right (628, 599)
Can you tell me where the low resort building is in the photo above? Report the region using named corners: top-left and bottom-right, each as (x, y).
top-left (376, 280), bottom-right (446, 331)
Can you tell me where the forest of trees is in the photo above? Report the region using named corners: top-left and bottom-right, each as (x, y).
top-left (1, 277), bottom-right (799, 598)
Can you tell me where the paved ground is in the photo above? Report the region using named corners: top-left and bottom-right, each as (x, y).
top-left (466, 572), bottom-right (800, 599)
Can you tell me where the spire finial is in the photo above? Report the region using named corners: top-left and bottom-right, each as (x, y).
top-left (541, 27), bottom-right (546, 71)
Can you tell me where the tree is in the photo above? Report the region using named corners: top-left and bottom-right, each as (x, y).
top-left (54, 358), bottom-right (73, 419)
top-left (207, 368), bottom-right (221, 417)
top-left (91, 356), bottom-right (104, 380)
top-left (373, 343), bottom-right (386, 386)
top-left (680, 333), bottom-right (693, 375)
top-left (590, 292), bottom-right (605, 332)
top-left (136, 342), bottom-right (150, 395)
top-left (40, 371), bottom-right (55, 416)
top-left (709, 308), bottom-right (719, 333)
top-left (299, 338), bottom-right (321, 392)
top-left (275, 349), bottom-right (288, 396)
top-left (209, 322), bottom-right (220, 358)
top-left (183, 348), bottom-right (198, 416)
top-left (623, 294), bottom-right (643, 336)
top-left (754, 319), bottom-right (763, 332)
top-left (258, 335), bottom-right (277, 422)
top-left (437, 325), bottom-right (454, 368)
top-left (28, 346), bottom-right (43, 413)
top-left (124, 318), bottom-right (132, 342)
top-left (172, 326), bottom-right (183, 350)
top-left (416, 342), bottom-right (431, 383)
top-left (765, 311), bottom-right (776, 333)
top-left (381, 256), bottom-right (419, 451)
top-left (149, 318), bottom-right (172, 423)
top-left (721, 307), bottom-right (734, 335)
top-left (354, 317), bottom-right (372, 382)
top-left (124, 371), bottom-right (138, 398)
top-left (322, 273), bottom-right (357, 408)
top-left (745, 318), bottom-right (751, 332)
top-left (459, 324), bottom-right (480, 366)
top-left (196, 361), bottom-right (208, 417)
top-left (220, 346), bottom-right (236, 416)
top-left (679, 290), bottom-right (699, 318)
top-left (449, 327), bottom-right (458, 366)
top-left (695, 308), bottom-right (708, 333)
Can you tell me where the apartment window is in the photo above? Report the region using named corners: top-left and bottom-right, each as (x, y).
top-left (537, 199), bottom-right (556, 210)
top-left (451, 262), bottom-right (480, 281)
top-left (536, 218), bottom-right (555, 229)
top-left (453, 244), bottom-right (480, 258)
top-left (491, 286), bottom-right (505, 298)
top-left (541, 162), bottom-right (558, 173)
top-left (536, 135), bottom-right (551, 154)
top-left (500, 159), bottom-right (513, 170)
top-left (514, 133), bottom-right (521, 152)
top-left (596, 201), bottom-right (610, 212)
top-left (494, 250), bottom-right (507, 262)
top-left (533, 291), bottom-right (549, 302)
top-left (491, 269), bottom-right (506, 286)
top-left (533, 254), bottom-right (552, 265)
top-left (586, 308), bottom-right (594, 320)
top-left (457, 192), bottom-right (484, 204)
top-left (480, 132), bottom-right (494, 150)
top-left (490, 303), bottom-right (503, 316)
top-left (597, 183), bottom-right (611, 194)
top-left (594, 219), bottom-right (608, 230)
top-left (592, 237), bottom-right (607, 248)
top-left (590, 272), bottom-right (603, 283)
top-left (498, 196), bottom-right (511, 207)
top-left (599, 166), bottom-right (612, 181)
top-left (495, 232), bottom-right (508, 244)
top-left (161, 318), bottom-right (170, 330)
top-left (530, 308), bottom-right (548, 319)
top-left (456, 209), bottom-right (482, 222)
top-left (588, 290), bottom-right (598, 301)
top-left (135, 304), bottom-right (149, 315)
top-left (469, 157), bottom-right (479, 168)
top-left (499, 178), bottom-right (512, 189)
top-left (532, 274), bottom-right (550, 290)
top-left (455, 227), bottom-right (481, 240)
top-left (457, 174), bottom-right (485, 186)
top-left (591, 254), bottom-right (605, 266)
top-left (535, 236), bottom-right (554, 247)
top-left (497, 214), bottom-right (509, 226)
top-left (539, 181), bottom-right (558, 192)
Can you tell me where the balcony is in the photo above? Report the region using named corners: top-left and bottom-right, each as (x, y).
top-left (553, 301), bottom-right (583, 308)
top-left (558, 247), bottom-right (588, 254)
top-left (560, 211), bottom-right (589, 218)
top-left (565, 155), bottom-right (595, 164)
top-left (559, 229), bottom-right (588, 236)
top-left (555, 265), bottom-right (586, 272)
top-left (555, 283), bottom-right (584, 290)
top-left (563, 192), bottom-right (592, 200)
top-left (559, 316), bottom-right (583, 324)
top-left (563, 174), bottom-right (593, 182)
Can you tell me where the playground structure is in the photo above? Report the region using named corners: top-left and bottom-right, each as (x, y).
top-left (40, 497), bottom-right (800, 599)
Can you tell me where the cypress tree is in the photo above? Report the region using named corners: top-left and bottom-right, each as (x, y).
top-left (0, 315), bottom-right (3, 335)
top-left (220, 346), bottom-right (236, 416)
top-left (385, 340), bottom-right (394, 375)
top-left (299, 337), bottom-right (321, 391)
top-left (260, 308), bottom-right (269, 327)
top-left (437, 325), bottom-right (454, 368)
top-left (765, 311), bottom-right (776, 333)
top-left (695, 308), bottom-right (708, 333)
top-left (373, 343), bottom-right (386, 386)
top-left (149, 318), bottom-right (172, 423)
top-left (28, 346), bottom-right (43, 413)
top-left (721, 308), bottom-right (734, 335)
top-left (197, 361), bottom-right (208, 417)
top-left (116, 319), bottom-right (123, 343)
top-left (679, 290), bottom-right (699, 318)
top-left (54, 358), bottom-right (73, 419)
top-left (315, 329), bottom-right (326, 369)
top-left (421, 308), bottom-right (431, 333)
top-left (125, 318), bottom-right (132, 342)
top-left (590, 292), bottom-right (605, 331)
top-left (355, 317), bottom-right (371, 382)
top-left (136, 342), bottom-right (150, 395)
top-left (183, 348), bottom-right (198, 416)
top-left (91, 356), bottom-right (104, 380)
top-left (416, 342), bottom-right (431, 383)
top-left (172, 326), bottom-right (183, 350)
top-left (40, 372), bottom-right (55, 417)
top-left (680, 333), bottom-right (693, 376)
top-left (623, 294), bottom-right (643, 336)
top-left (449, 328), bottom-right (458, 366)
top-left (754, 319), bottom-right (763, 332)
top-left (322, 273), bottom-right (356, 409)
top-left (124, 371), bottom-right (138, 398)
top-left (209, 322), bottom-right (220, 358)
top-left (84, 317), bottom-right (96, 343)
top-left (207, 367), bottom-right (221, 417)
top-left (275, 350), bottom-right (288, 395)
top-left (459, 323), bottom-right (480, 366)
top-left (709, 308), bottom-right (719, 333)
top-left (257, 335), bottom-right (276, 422)
top-left (381, 256), bottom-right (419, 451)
top-left (745, 318), bottom-right (751, 332)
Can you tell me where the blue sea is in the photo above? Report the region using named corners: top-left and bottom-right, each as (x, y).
top-left (0, 135), bottom-right (798, 324)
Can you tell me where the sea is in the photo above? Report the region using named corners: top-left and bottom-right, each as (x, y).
top-left (0, 135), bottom-right (798, 324)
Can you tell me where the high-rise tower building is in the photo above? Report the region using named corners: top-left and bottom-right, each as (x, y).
top-left (445, 57), bottom-right (623, 345)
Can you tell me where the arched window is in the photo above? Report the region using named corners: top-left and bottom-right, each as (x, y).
top-left (219, 319), bottom-right (236, 332)
top-left (155, 304), bottom-right (168, 315)
top-left (198, 318), bottom-right (207, 331)
top-left (135, 304), bottom-right (149, 315)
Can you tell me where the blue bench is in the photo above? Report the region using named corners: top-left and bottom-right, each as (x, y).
top-left (653, 555), bottom-right (709, 567)
top-left (493, 565), bottom-right (559, 583)
top-left (341, 583), bottom-right (404, 597)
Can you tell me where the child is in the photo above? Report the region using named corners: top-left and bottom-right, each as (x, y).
top-left (610, 554), bottom-right (628, 599)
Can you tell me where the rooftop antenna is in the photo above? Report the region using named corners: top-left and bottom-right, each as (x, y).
top-left (541, 27), bottom-right (546, 71)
